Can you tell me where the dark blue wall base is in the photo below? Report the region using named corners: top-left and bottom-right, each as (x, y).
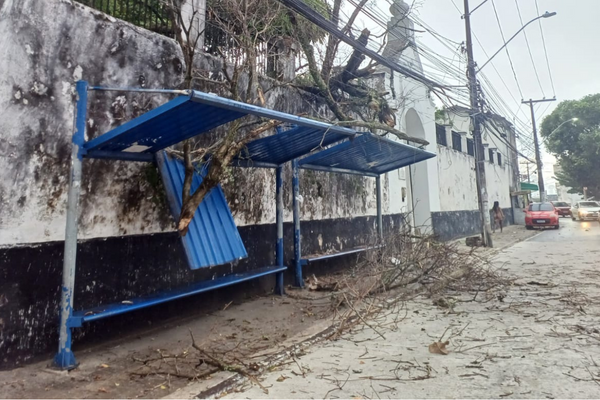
top-left (0, 213), bottom-right (406, 370)
top-left (431, 208), bottom-right (514, 241)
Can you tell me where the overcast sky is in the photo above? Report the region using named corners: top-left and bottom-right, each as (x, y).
top-left (342, 0), bottom-right (598, 190)
top-left (412, 0), bottom-right (600, 169)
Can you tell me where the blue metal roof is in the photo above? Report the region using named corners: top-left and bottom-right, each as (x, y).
top-left (236, 124), bottom-right (349, 166)
top-left (83, 90), bottom-right (356, 160)
top-left (156, 152), bottom-right (248, 269)
top-left (298, 133), bottom-right (436, 177)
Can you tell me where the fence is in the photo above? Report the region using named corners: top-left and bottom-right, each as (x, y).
top-left (75, 0), bottom-right (302, 81)
top-left (76, 0), bottom-right (175, 35)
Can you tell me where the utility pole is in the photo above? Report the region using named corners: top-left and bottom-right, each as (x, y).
top-left (519, 161), bottom-right (535, 183)
top-left (463, 0), bottom-right (493, 247)
top-left (522, 98), bottom-right (555, 202)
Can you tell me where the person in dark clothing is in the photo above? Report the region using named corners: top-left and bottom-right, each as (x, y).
top-left (492, 201), bottom-right (505, 233)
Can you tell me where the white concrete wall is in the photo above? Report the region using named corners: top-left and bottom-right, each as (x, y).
top-left (435, 109), bottom-right (517, 212)
top-left (0, 0), bottom-right (418, 247)
top-left (436, 146), bottom-right (478, 212)
top-left (379, 47), bottom-right (440, 230)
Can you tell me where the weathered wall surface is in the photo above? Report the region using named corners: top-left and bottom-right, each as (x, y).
top-left (432, 113), bottom-right (517, 240)
top-left (0, 0), bottom-right (391, 247)
top-left (431, 208), bottom-right (514, 241)
top-left (436, 145), bottom-right (479, 212)
top-left (436, 144), bottom-right (513, 212)
top-left (0, 0), bottom-right (411, 368)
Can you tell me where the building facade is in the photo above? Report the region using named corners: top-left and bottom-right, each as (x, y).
top-left (431, 107), bottom-right (520, 239)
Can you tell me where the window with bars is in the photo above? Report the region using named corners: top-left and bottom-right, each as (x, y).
top-left (467, 138), bottom-right (474, 156)
top-left (451, 131), bottom-right (462, 152)
top-left (436, 124), bottom-right (447, 146)
top-left (489, 149), bottom-right (494, 164)
top-left (497, 152), bottom-right (502, 166)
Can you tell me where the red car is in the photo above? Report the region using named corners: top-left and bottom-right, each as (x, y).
top-left (525, 202), bottom-right (560, 230)
top-left (551, 201), bottom-right (571, 217)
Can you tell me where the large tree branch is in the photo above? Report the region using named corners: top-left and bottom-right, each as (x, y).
top-left (321, 0), bottom-right (342, 81)
top-left (289, 11), bottom-right (349, 121)
top-left (334, 28), bottom-right (370, 85)
top-left (182, 140), bottom-right (194, 205)
top-left (334, 120), bottom-right (429, 146)
top-left (177, 120), bottom-right (281, 235)
top-left (341, 0), bottom-right (369, 34)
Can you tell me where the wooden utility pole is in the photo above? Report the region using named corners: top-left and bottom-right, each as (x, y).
top-left (522, 98), bottom-right (556, 202)
top-left (463, 0), bottom-right (493, 247)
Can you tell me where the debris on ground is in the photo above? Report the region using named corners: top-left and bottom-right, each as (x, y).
top-left (466, 236), bottom-right (482, 247)
top-left (428, 341), bottom-right (450, 355)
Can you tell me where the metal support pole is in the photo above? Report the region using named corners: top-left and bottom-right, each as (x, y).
top-left (274, 130), bottom-right (285, 295)
top-left (522, 98), bottom-right (554, 202)
top-left (292, 159), bottom-right (303, 287)
top-left (463, 0), bottom-right (493, 248)
top-left (54, 80), bottom-right (88, 370)
top-left (375, 176), bottom-right (383, 239)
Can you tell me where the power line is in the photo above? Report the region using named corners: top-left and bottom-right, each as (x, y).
top-left (513, 0), bottom-right (545, 97)
top-left (443, 0), bottom-right (536, 159)
top-left (535, 0), bottom-right (556, 96)
top-left (448, 0), bottom-right (532, 126)
top-left (345, 0), bottom-right (469, 86)
top-left (277, 0), bottom-right (447, 89)
top-left (490, 0), bottom-right (523, 100)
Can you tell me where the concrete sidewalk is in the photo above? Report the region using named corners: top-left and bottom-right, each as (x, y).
top-left (212, 219), bottom-right (600, 399)
top-left (0, 223), bottom-right (554, 399)
top-left (452, 223), bottom-right (540, 253)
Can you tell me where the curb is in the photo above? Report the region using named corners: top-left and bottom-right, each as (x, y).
top-left (163, 319), bottom-right (337, 399)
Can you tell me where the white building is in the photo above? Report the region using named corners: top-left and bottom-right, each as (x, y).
top-left (430, 107), bottom-right (520, 239)
top-left (373, 0), bottom-right (519, 240)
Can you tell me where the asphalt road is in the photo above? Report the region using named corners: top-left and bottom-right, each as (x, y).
top-left (529, 215), bottom-right (600, 242)
top-left (217, 217), bottom-right (600, 399)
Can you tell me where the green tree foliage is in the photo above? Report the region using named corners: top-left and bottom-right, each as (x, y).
top-left (540, 94), bottom-right (600, 198)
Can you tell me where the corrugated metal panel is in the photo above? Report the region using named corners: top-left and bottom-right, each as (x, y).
top-left (298, 133), bottom-right (436, 176)
top-left (156, 152), bottom-right (247, 269)
top-left (237, 125), bottom-right (349, 165)
top-left (84, 91), bottom-right (356, 158)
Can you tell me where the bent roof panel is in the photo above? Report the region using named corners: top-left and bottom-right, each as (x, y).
top-left (156, 152), bottom-right (247, 269)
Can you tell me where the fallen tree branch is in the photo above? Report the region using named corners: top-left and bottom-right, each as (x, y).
top-left (332, 120), bottom-right (428, 145)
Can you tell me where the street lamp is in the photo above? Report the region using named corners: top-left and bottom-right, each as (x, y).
top-left (548, 118), bottom-right (578, 136)
top-left (542, 117), bottom-right (577, 147)
top-left (477, 11), bottom-right (557, 72)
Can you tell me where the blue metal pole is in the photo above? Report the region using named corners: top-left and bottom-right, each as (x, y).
top-left (376, 176), bottom-right (383, 239)
top-left (54, 80), bottom-right (88, 370)
top-left (292, 159), bottom-right (304, 287)
top-left (274, 129), bottom-right (285, 295)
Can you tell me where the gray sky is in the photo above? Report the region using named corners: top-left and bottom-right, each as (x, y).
top-left (412, 0), bottom-right (600, 166)
top-left (344, 0), bottom-right (599, 190)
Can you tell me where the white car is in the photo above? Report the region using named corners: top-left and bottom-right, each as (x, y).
top-left (571, 201), bottom-right (600, 221)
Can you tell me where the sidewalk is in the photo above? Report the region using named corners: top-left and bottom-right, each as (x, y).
top-left (0, 224), bottom-right (544, 399)
top-left (211, 220), bottom-right (600, 399)
top-left (453, 223), bottom-right (540, 253)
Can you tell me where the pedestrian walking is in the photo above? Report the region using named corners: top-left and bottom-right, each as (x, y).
top-left (492, 201), bottom-right (504, 233)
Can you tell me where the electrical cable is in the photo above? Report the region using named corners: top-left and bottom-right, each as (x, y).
top-left (490, 0), bottom-right (523, 100)
top-left (514, 0), bottom-right (545, 97)
top-left (535, 0), bottom-right (556, 96)
top-left (277, 0), bottom-right (447, 89)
